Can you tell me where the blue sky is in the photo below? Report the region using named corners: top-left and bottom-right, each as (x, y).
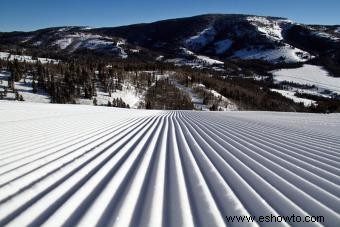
top-left (1, 0), bottom-right (340, 32)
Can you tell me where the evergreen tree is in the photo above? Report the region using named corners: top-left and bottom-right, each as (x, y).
top-left (93, 98), bottom-right (98, 106)
top-left (32, 80), bottom-right (37, 94)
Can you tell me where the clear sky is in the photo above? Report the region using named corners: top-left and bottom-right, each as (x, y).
top-left (1, 0), bottom-right (340, 32)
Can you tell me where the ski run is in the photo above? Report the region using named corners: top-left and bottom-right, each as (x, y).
top-left (0, 102), bottom-right (339, 226)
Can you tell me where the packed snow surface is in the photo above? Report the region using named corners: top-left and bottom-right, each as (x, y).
top-left (272, 64), bottom-right (340, 94)
top-left (0, 102), bottom-right (340, 227)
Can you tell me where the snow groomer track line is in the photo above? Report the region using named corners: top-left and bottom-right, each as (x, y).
top-left (0, 102), bottom-right (339, 227)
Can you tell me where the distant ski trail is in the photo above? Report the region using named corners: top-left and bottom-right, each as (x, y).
top-left (0, 102), bottom-right (339, 227)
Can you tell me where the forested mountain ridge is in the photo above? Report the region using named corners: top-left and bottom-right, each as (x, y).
top-left (1, 14), bottom-right (339, 112)
top-left (1, 14), bottom-right (339, 70)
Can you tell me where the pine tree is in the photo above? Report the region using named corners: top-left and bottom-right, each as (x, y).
top-left (93, 98), bottom-right (98, 106)
top-left (146, 101), bottom-right (152, 109)
top-left (32, 80), bottom-right (37, 94)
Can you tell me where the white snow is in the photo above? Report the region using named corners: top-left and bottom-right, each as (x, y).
top-left (196, 55), bottom-right (224, 65)
top-left (130, 49), bottom-right (140, 53)
top-left (54, 34), bottom-right (108, 50)
top-left (312, 31), bottom-right (339, 41)
top-left (174, 48), bottom-right (224, 67)
top-left (247, 16), bottom-right (287, 41)
top-left (0, 52), bottom-right (59, 64)
top-left (272, 64), bottom-right (340, 94)
top-left (172, 81), bottom-right (209, 110)
top-left (0, 52), bottom-right (10, 59)
top-left (166, 57), bottom-right (223, 69)
top-left (185, 27), bottom-right (216, 51)
top-left (209, 89), bottom-right (238, 110)
top-left (83, 39), bottom-right (114, 49)
top-left (156, 55), bottom-right (164, 61)
top-left (171, 80), bottom-right (237, 111)
top-left (58, 27), bottom-right (72, 32)
top-left (52, 33), bottom-right (127, 58)
top-left (270, 89), bottom-right (316, 107)
top-left (54, 38), bottom-right (73, 49)
top-left (180, 47), bottom-right (195, 56)
top-left (0, 71), bottom-right (51, 103)
top-left (243, 16), bottom-right (316, 63)
top-left (20, 36), bottom-right (34, 43)
top-left (233, 44), bottom-right (313, 63)
top-left (33, 41), bottom-right (42, 46)
top-left (0, 69), bottom-right (142, 106)
top-left (180, 47), bottom-right (224, 66)
top-left (80, 26), bottom-right (93, 30)
top-left (78, 81), bottom-right (142, 108)
top-left (215, 39), bottom-right (233, 54)
top-left (0, 102), bottom-right (339, 226)
top-left (37, 58), bottom-right (58, 64)
top-left (116, 40), bottom-right (128, 59)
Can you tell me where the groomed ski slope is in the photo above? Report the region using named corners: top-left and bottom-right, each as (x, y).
top-left (0, 102), bottom-right (339, 227)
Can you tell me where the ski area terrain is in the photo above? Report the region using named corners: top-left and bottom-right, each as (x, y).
top-left (0, 102), bottom-right (339, 226)
top-left (1, 14), bottom-right (340, 113)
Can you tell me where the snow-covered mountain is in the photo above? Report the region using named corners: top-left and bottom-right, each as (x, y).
top-left (0, 14), bottom-right (339, 64)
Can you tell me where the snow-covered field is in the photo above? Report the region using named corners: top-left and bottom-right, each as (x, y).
top-left (0, 102), bottom-right (339, 226)
top-left (171, 80), bottom-right (237, 111)
top-left (78, 82), bottom-right (142, 108)
top-left (270, 89), bottom-right (316, 107)
top-left (0, 71), bottom-right (51, 103)
top-left (233, 45), bottom-right (312, 63)
top-left (0, 70), bottom-right (143, 107)
top-left (272, 64), bottom-right (340, 94)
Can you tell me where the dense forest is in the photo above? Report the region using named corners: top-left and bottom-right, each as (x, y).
top-left (0, 53), bottom-right (339, 113)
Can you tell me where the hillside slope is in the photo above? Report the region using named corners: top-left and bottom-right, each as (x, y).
top-left (0, 14), bottom-right (339, 67)
top-left (0, 102), bottom-right (339, 226)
